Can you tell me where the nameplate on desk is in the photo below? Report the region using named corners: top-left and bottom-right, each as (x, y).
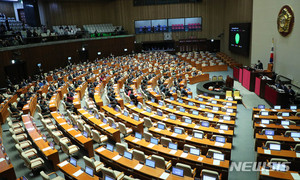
top-left (291, 173), bottom-right (300, 180)
top-left (42, 147), bottom-right (52, 152)
top-left (147, 143), bottom-right (155, 148)
top-left (99, 123), bottom-right (106, 127)
top-left (82, 112), bottom-right (88, 115)
top-left (261, 109), bottom-right (266, 111)
top-left (57, 116), bottom-right (62, 119)
top-left (198, 108), bottom-right (203, 110)
top-left (67, 128), bottom-right (74, 132)
top-left (24, 121), bottom-right (31, 125)
top-left (212, 110), bottom-right (218, 113)
top-left (141, 111), bottom-right (146, 113)
top-left (27, 127), bottom-right (35, 131)
top-left (60, 122), bottom-right (67, 125)
top-left (163, 118), bottom-right (168, 121)
top-left (112, 154), bottom-right (122, 161)
top-left (73, 169), bottom-right (84, 177)
top-left (169, 150), bottom-right (177, 155)
top-left (134, 163), bottom-right (144, 170)
top-left (104, 127), bottom-right (111, 130)
top-left (186, 136), bottom-right (192, 140)
top-left (271, 109), bottom-right (277, 112)
top-left (132, 107), bottom-right (136, 110)
top-left (165, 108), bottom-right (169, 110)
top-left (283, 126), bottom-right (289, 129)
top-left (260, 124), bottom-right (266, 127)
top-left (159, 172), bottom-right (170, 180)
top-left (171, 133), bottom-right (177, 137)
top-left (293, 138), bottom-right (300, 142)
top-left (219, 130), bottom-right (224, 133)
top-left (278, 116), bottom-right (283, 119)
top-left (215, 142), bottom-right (224, 147)
top-left (209, 118), bottom-right (214, 121)
top-left (97, 147), bottom-right (106, 153)
top-left (267, 136), bottom-right (273, 139)
top-left (296, 153), bottom-right (300, 158)
top-left (213, 160), bottom-right (221, 166)
top-left (261, 168), bottom-right (269, 176)
top-left (175, 111), bottom-right (180, 113)
top-left (75, 134), bottom-right (82, 138)
top-left (58, 161), bottom-right (68, 167)
top-left (292, 110), bottom-right (297, 112)
top-left (154, 128), bottom-right (161, 132)
top-left (132, 138), bottom-right (140, 143)
top-left (194, 125), bottom-right (200, 129)
top-left (0, 158), bottom-right (5, 162)
top-left (150, 114), bottom-right (155, 117)
top-left (34, 137), bottom-right (43, 141)
top-left (219, 120), bottom-right (224, 123)
top-left (226, 113), bottom-right (231, 115)
top-left (157, 105), bottom-right (162, 108)
top-left (254, 115), bottom-right (259, 118)
top-left (178, 152), bottom-right (187, 158)
top-left (198, 157), bottom-right (203, 161)
top-left (264, 150), bottom-right (271, 154)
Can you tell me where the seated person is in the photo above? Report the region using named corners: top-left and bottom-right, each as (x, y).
top-left (67, 93), bottom-right (74, 103)
top-left (17, 97), bottom-right (27, 110)
top-left (181, 86), bottom-right (188, 97)
top-left (9, 103), bottom-right (21, 115)
top-left (40, 100), bottom-right (50, 115)
top-left (0, 94), bottom-right (5, 104)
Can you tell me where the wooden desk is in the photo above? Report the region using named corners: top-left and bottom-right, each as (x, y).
top-left (257, 147), bottom-right (300, 159)
top-left (37, 84), bottom-right (49, 95)
top-left (125, 136), bottom-right (229, 178)
top-left (259, 167), bottom-right (300, 180)
top-left (164, 98), bottom-right (237, 117)
top-left (0, 143), bottom-right (16, 180)
top-left (95, 146), bottom-right (193, 180)
top-left (73, 93), bottom-right (81, 109)
top-left (51, 112), bottom-right (94, 157)
top-left (22, 95), bottom-right (37, 116)
top-left (146, 101), bottom-right (236, 126)
top-left (254, 123), bottom-right (300, 134)
top-left (58, 160), bottom-right (99, 180)
top-left (253, 114), bottom-right (300, 121)
top-left (125, 104), bottom-right (234, 140)
top-left (77, 109), bottom-right (121, 143)
top-left (202, 65), bottom-right (228, 72)
top-left (255, 134), bottom-right (300, 148)
top-left (0, 94), bottom-right (18, 124)
top-left (182, 97), bottom-right (237, 110)
top-left (56, 84), bottom-right (68, 100)
top-left (188, 74), bottom-right (210, 84)
top-left (22, 115), bottom-right (60, 170)
top-left (102, 106), bottom-right (144, 134)
top-left (196, 95), bottom-right (238, 105)
top-left (75, 82), bottom-right (88, 100)
top-left (49, 93), bottom-right (61, 112)
top-left (149, 127), bottom-right (232, 157)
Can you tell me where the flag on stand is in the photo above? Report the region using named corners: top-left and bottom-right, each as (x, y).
top-left (269, 38), bottom-right (274, 63)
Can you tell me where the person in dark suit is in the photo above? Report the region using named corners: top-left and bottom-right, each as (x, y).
top-left (181, 86), bottom-right (188, 97)
top-left (287, 85), bottom-right (295, 102)
top-left (255, 60), bottom-right (263, 70)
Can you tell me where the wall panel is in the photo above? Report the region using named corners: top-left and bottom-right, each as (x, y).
top-left (0, 2), bottom-right (15, 18)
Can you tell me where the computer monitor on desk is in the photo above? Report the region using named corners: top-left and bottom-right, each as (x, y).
top-left (213, 152), bottom-right (225, 161)
top-left (202, 121), bottom-right (209, 127)
top-left (261, 111), bottom-right (269, 116)
top-left (168, 142), bottom-right (177, 150)
top-left (274, 105), bottom-right (281, 110)
top-left (290, 105), bottom-right (297, 110)
top-left (69, 157), bottom-right (77, 167)
top-left (258, 105), bottom-right (265, 109)
top-left (150, 137), bottom-right (159, 145)
top-left (106, 143), bottom-right (114, 152)
top-left (269, 143), bottom-right (281, 151)
top-left (145, 159), bottom-right (156, 168)
top-left (85, 166), bottom-right (94, 177)
top-left (265, 129), bottom-right (275, 136)
top-left (216, 136), bottom-right (226, 143)
top-left (135, 132), bottom-right (142, 139)
top-left (281, 120), bottom-right (290, 126)
top-left (282, 112), bottom-right (290, 117)
top-left (198, 97), bottom-right (203, 101)
top-left (185, 118), bottom-right (192, 124)
top-left (104, 175), bottom-right (115, 180)
top-left (157, 123), bottom-right (165, 130)
top-left (172, 167), bottom-right (184, 177)
top-left (124, 151), bottom-right (133, 160)
top-left (291, 132), bottom-right (300, 138)
top-left (190, 148), bottom-right (200, 156)
top-left (203, 174), bottom-right (217, 180)
top-left (261, 119), bottom-right (270, 124)
top-left (272, 163), bottom-right (287, 172)
top-left (168, 105), bottom-right (174, 109)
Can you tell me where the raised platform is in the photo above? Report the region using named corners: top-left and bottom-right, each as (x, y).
top-left (196, 80), bottom-right (233, 98)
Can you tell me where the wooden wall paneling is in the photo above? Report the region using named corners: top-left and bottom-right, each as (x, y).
top-left (0, 2), bottom-right (15, 18)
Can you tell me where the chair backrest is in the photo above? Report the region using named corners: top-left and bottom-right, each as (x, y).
top-left (83, 156), bottom-right (96, 171)
top-left (116, 142), bottom-right (127, 155)
top-left (161, 137), bottom-right (172, 147)
top-left (92, 130), bottom-right (100, 143)
top-left (12, 135), bottom-right (20, 144)
top-left (234, 91), bottom-right (240, 97)
top-left (84, 124), bottom-right (92, 137)
top-left (15, 144), bottom-right (23, 154)
top-left (60, 140), bottom-right (69, 154)
top-left (77, 120), bottom-right (85, 131)
top-left (270, 158), bottom-right (288, 163)
top-left (144, 132), bottom-right (153, 142)
top-left (207, 149), bottom-right (222, 157)
top-left (176, 163), bottom-right (193, 177)
top-left (21, 152), bottom-right (31, 168)
top-left (36, 105), bottom-right (42, 113)
top-left (40, 171), bottom-right (51, 180)
top-left (101, 167), bottom-right (116, 179)
top-left (202, 169), bottom-right (219, 180)
top-left (265, 141), bottom-right (280, 148)
top-left (118, 122), bottom-right (127, 135)
top-left (133, 149), bottom-right (146, 163)
top-left (212, 76), bottom-right (217, 81)
top-left (294, 144), bottom-right (300, 151)
top-left (107, 117), bottom-right (115, 126)
top-left (143, 117), bottom-right (153, 128)
top-left (226, 91), bottom-right (232, 98)
top-left (183, 144), bottom-right (196, 152)
top-left (151, 154), bottom-right (166, 169)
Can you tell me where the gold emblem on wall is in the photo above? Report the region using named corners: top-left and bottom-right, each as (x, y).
top-left (277, 5), bottom-right (294, 37)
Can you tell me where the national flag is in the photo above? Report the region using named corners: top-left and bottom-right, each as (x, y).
top-left (270, 38), bottom-right (274, 63)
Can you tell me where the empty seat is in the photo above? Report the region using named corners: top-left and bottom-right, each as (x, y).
top-left (132, 149), bottom-right (149, 163)
top-left (201, 169), bottom-right (220, 180)
top-left (101, 167), bottom-right (124, 180)
top-left (234, 91), bottom-right (242, 100)
top-left (21, 152), bottom-right (44, 172)
top-left (144, 132), bottom-right (153, 142)
top-left (183, 144), bottom-right (196, 152)
top-left (176, 162), bottom-right (196, 177)
top-left (92, 130), bottom-right (108, 144)
top-left (118, 122), bottom-right (133, 136)
top-left (161, 137), bottom-right (172, 147)
top-left (60, 140), bottom-right (79, 156)
top-left (151, 154), bottom-right (171, 170)
top-left (83, 156), bottom-right (104, 173)
top-left (40, 171), bottom-right (64, 180)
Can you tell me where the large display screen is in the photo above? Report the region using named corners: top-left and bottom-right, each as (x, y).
top-left (135, 17), bottom-right (202, 34)
top-left (229, 23), bottom-right (251, 56)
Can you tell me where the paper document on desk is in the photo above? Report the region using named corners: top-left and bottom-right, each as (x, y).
top-left (180, 152), bottom-right (188, 158)
top-left (134, 163), bottom-right (143, 170)
top-left (97, 147), bottom-right (106, 153)
top-left (264, 150), bottom-right (271, 154)
top-left (267, 136), bottom-right (273, 139)
top-left (58, 161), bottom-right (68, 167)
top-left (112, 155), bottom-right (122, 161)
top-left (0, 158), bottom-right (5, 162)
top-left (213, 160), bottom-right (220, 166)
top-left (291, 173), bottom-right (300, 179)
top-left (215, 142), bottom-right (224, 147)
top-left (296, 153), bottom-right (300, 158)
top-left (73, 169), bottom-right (83, 177)
top-left (182, 123), bottom-right (188, 126)
top-left (154, 128), bottom-right (161, 132)
top-left (42, 147), bottom-right (51, 152)
top-left (132, 138), bottom-right (140, 143)
top-left (293, 138), bottom-right (300, 142)
top-left (186, 136), bottom-right (192, 140)
top-left (147, 143), bottom-right (155, 148)
top-left (75, 134), bottom-right (82, 138)
top-left (261, 168), bottom-right (269, 176)
top-left (171, 133), bottom-right (177, 137)
top-left (198, 157), bottom-right (203, 161)
top-left (159, 172), bottom-right (170, 180)
top-left (169, 150), bottom-right (177, 155)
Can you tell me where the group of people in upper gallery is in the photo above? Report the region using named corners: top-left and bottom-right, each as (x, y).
top-left (1, 52), bottom-right (193, 117)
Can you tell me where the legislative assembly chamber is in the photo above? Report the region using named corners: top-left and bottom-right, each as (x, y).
top-left (0, 0), bottom-right (299, 180)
